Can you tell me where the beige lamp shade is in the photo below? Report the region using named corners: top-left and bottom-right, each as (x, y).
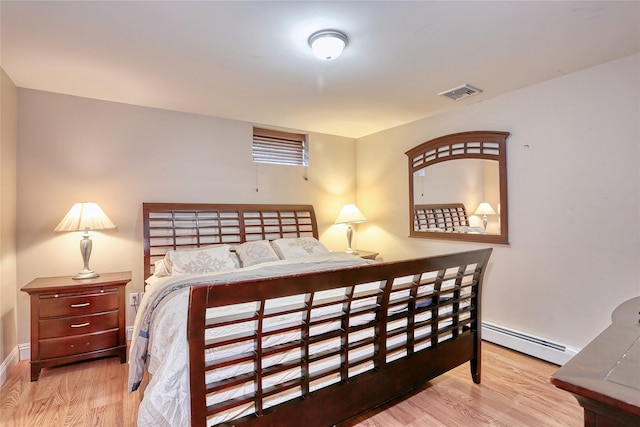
top-left (473, 202), bottom-right (497, 216)
top-left (55, 202), bottom-right (116, 232)
top-left (335, 204), bottom-right (366, 225)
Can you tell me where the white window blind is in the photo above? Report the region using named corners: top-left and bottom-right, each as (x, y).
top-left (253, 127), bottom-right (308, 166)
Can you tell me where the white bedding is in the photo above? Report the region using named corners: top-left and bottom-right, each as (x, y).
top-left (129, 252), bottom-right (376, 427)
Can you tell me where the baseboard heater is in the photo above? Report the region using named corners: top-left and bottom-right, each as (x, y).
top-left (482, 322), bottom-right (577, 366)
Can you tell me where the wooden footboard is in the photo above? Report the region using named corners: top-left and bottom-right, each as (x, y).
top-left (186, 248), bottom-right (491, 427)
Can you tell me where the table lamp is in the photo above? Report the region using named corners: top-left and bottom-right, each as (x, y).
top-left (54, 202), bottom-right (116, 279)
top-left (474, 202), bottom-right (496, 230)
top-left (335, 204), bottom-right (366, 254)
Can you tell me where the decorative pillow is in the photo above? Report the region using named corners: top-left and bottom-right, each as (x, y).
top-left (235, 240), bottom-right (280, 267)
top-left (166, 244), bottom-right (238, 275)
top-left (270, 237), bottom-right (330, 260)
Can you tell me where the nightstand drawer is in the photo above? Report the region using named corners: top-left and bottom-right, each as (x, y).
top-left (39, 329), bottom-right (120, 359)
top-left (39, 311), bottom-right (119, 339)
top-left (39, 289), bottom-right (119, 318)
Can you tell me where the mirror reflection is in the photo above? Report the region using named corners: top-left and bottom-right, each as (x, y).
top-left (406, 131), bottom-right (509, 244)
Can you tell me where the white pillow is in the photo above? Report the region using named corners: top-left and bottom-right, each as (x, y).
top-left (166, 244), bottom-right (238, 275)
top-left (454, 225), bottom-right (486, 234)
top-left (153, 259), bottom-right (171, 277)
top-left (235, 240), bottom-right (280, 267)
top-left (145, 274), bottom-right (162, 287)
top-left (270, 237), bottom-right (329, 260)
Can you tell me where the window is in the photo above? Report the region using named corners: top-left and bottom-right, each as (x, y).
top-left (252, 127), bottom-right (308, 166)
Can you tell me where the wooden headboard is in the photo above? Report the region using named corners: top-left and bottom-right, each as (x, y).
top-left (413, 203), bottom-right (469, 231)
top-left (142, 203), bottom-right (318, 279)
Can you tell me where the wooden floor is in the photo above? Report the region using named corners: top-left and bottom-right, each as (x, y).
top-left (0, 342), bottom-right (582, 427)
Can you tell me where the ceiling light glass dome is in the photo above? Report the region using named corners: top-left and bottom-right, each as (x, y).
top-left (308, 30), bottom-right (348, 60)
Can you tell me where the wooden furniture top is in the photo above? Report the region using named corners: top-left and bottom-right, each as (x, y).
top-left (551, 296), bottom-right (640, 416)
top-left (21, 271), bottom-right (132, 293)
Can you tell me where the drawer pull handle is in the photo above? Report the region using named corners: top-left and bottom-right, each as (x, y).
top-left (71, 303), bottom-right (90, 308)
top-left (71, 322), bottom-right (90, 328)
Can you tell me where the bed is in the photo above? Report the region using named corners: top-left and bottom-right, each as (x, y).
top-left (129, 202), bottom-right (492, 427)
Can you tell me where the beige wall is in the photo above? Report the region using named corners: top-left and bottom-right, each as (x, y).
top-left (7, 54), bottom-right (640, 363)
top-left (15, 91), bottom-right (357, 344)
top-left (1, 68), bottom-right (18, 363)
top-left (355, 53), bottom-right (640, 351)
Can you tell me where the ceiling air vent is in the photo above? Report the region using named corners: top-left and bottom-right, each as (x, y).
top-left (438, 84), bottom-right (483, 101)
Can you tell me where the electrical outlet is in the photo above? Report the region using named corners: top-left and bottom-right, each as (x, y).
top-left (130, 292), bottom-right (139, 306)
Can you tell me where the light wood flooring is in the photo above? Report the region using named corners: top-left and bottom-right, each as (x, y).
top-left (0, 342), bottom-right (582, 426)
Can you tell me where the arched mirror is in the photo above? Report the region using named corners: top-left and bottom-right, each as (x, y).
top-left (406, 131), bottom-right (509, 244)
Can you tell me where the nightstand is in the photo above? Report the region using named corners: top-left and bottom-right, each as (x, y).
top-left (353, 250), bottom-right (379, 260)
top-left (21, 271), bottom-right (131, 381)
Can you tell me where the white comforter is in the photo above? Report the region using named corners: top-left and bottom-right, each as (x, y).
top-left (129, 252), bottom-right (374, 427)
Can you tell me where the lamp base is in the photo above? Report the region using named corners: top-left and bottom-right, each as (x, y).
top-left (344, 224), bottom-right (359, 255)
top-left (74, 231), bottom-right (99, 280)
top-left (73, 270), bottom-right (99, 280)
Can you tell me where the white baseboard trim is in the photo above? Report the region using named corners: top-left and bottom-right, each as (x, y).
top-left (0, 346), bottom-right (20, 387)
top-left (482, 322), bottom-right (578, 366)
top-left (18, 343), bottom-right (30, 361)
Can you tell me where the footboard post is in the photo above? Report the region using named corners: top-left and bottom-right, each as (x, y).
top-left (471, 339), bottom-right (482, 384)
top-left (469, 252), bottom-right (489, 384)
top-left (187, 285), bottom-right (208, 427)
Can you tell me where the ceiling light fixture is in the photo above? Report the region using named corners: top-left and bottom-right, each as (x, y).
top-left (308, 30), bottom-right (348, 60)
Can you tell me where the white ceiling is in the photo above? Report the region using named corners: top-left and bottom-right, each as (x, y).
top-left (1, 1), bottom-right (638, 138)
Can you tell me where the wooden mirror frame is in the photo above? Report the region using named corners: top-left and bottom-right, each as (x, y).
top-left (406, 131), bottom-right (510, 244)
